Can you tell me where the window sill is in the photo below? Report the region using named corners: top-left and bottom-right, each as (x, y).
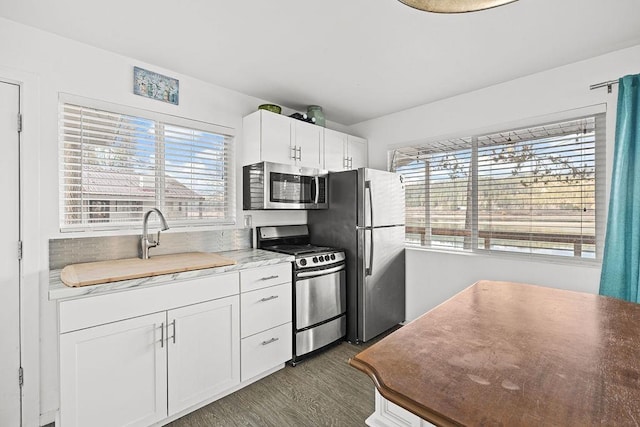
top-left (405, 244), bottom-right (602, 268)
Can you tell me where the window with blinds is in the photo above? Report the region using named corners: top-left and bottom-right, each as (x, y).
top-left (391, 114), bottom-right (605, 260)
top-left (60, 100), bottom-right (235, 231)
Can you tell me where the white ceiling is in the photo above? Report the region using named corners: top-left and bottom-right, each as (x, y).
top-left (1, 0), bottom-right (639, 125)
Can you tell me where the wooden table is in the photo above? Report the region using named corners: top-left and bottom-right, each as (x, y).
top-left (350, 280), bottom-right (640, 426)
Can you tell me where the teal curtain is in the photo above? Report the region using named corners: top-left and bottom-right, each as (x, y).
top-left (600, 73), bottom-right (640, 302)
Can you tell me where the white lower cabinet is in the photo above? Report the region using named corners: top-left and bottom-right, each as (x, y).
top-left (167, 296), bottom-right (240, 416)
top-left (58, 263), bottom-right (292, 426)
top-left (239, 264), bottom-right (293, 382)
top-left (240, 283), bottom-right (291, 338)
top-left (59, 312), bottom-right (168, 427)
top-left (59, 295), bottom-right (240, 427)
top-left (241, 323), bottom-right (292, 381)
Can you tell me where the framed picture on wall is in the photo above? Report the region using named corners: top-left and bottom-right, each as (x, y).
top-left (133, 66), bottom-right (179, 105)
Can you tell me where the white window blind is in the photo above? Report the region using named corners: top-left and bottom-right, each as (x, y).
top-left (391, 114), bottom-right (605, 260)
top-left (60, 100), bottom-right (235, 231)
top-left (393, 138), bottom-right (473, 250)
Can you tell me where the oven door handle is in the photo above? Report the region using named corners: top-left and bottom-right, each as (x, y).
top-left (296, 264), bottom-right (345, 278)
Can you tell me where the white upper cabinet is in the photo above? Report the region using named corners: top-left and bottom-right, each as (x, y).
top-left (347, 134), bottom-right (368, 170)
top-left (324, 128), bottom-right (348, 171)
top-left (243, 109), bottom-right (367, 171)
top-left (243, 109), bottom-right (323, 169)
top-left (324, 128), bottom-right (368, 171)
top-left (291, 119), bottom-right (323, 169)
top-left (257, 110), bottom-right (295, 165)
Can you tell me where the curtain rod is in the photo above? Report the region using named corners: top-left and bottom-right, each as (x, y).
top-left (589, 79), bottom-right (619, 93)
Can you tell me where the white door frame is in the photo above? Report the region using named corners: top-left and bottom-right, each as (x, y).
top-left (0, 67), bottom-right (41, 427)
top-left (0, 77), bottom-right (21, 427)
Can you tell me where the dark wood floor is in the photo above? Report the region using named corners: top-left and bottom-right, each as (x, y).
top-left (168, 341), bottom-right (376, 427)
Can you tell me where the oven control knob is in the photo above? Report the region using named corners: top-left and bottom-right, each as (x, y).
top-left (318, 255), bottom-right (325, 262)
top-left (330, 254), bottom-right (336, 260)
top-left (312, 256), bottom-right (318, 263)
top-left (300, 258), bottom-right (307, 267)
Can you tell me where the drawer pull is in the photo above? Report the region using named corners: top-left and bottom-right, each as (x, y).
top-left (261, 337), bottom-right (280, 346)
top-left (259, 295), bottom-right (279, 302)
top-left (260, 275), bottom-right (279, 281)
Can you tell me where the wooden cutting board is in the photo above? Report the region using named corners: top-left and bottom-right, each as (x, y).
top-left (60, 252), bottom-right (237, 288)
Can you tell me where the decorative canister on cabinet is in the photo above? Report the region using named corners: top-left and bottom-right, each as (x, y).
top-left (307, 105), bottom-right (325, 127)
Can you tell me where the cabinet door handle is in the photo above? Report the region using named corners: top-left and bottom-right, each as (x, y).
top-left (291, 146), bottom-right (297, 160)
top-left (261, 337), bottom-right (279, 346)
top-left (259, 295), bottom-right (279, 302)
top-left (344, 157), bottom-right (348, 169)
top-left (260, 275), bottom-right (279, 281)
top-left (297, 146), bottom-right (302, 161)
top-left (349, 157), bottom-right (353, 168)
top-left (170, 319), bottom-right (176, 344)
top-left (160, 322), bottom-right (165, 348)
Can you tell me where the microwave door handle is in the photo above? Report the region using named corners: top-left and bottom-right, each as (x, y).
top-left (313, 176), bottom-right (319, 204)
top-left (310, 177), bottom-right (316, 204)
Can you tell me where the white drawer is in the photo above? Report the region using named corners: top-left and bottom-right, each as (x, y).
top-left (241, 323), bottom-right (292, 381)
top-left (241, 283), bottom-right (291, 338)
top-left (240, 263), bottom-right (291, 292)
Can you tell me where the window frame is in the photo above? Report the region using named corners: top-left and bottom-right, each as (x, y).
top-left (58, 94), bottom-right (236, 232)
top-left (390, 109), bottom-right (606, 263)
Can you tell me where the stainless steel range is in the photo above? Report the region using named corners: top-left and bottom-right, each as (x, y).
top-left (257, 225), bottom-right (346, 365)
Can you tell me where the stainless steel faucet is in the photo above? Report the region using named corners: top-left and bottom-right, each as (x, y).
top-left (141, 208), bottom-right (170, 259)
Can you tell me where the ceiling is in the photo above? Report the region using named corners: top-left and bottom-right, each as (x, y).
top-left (1, 0), bottom-right (639, 125)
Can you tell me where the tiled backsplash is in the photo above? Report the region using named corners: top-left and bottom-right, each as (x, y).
top-left (49, 229), bottom-right (252, 270)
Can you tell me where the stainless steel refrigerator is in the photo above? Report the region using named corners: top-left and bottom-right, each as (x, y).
top-left (308, 168), bottom-right (405, 343)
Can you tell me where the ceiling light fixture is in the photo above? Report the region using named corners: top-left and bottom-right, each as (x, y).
top-left (398, 0), bottom-right (518, 13)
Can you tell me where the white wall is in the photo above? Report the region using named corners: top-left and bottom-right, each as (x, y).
top-left (404, 249), bottom-right (601, 321)
top-left (0, 17), bottom-right (318, 424)
top-left (350, 44), bottom-right (640, 321)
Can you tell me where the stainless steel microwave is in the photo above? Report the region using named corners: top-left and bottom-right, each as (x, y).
top-left (243, 162), bottom-right (328, 210)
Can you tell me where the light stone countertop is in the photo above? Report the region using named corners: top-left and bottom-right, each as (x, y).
top-left (48, 249), bottom-right (294, 301)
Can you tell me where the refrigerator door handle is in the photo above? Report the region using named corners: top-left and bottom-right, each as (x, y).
top-left (365, 180), bottom-right (374, 276)
top-left (366, 228), bottom-right (374, 276)
top-left (365, 180), bottom-right (373, 228)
